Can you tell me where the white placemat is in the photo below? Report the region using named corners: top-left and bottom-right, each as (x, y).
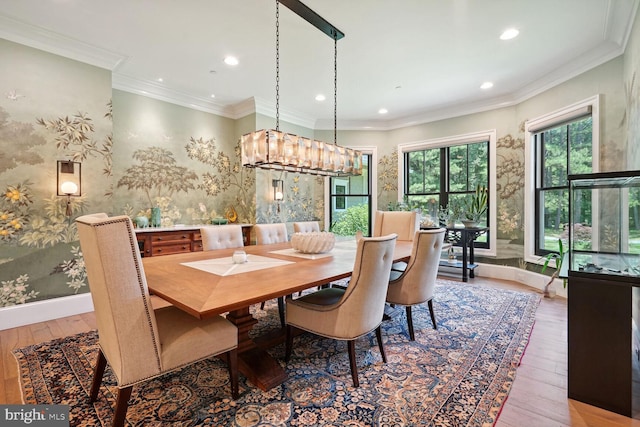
top-left (270, 239), bottom-right (358, 259)
top-left (181, 254), bottom-right (294, 276)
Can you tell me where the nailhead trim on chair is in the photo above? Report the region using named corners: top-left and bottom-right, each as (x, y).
top-left (91, 217), bottom-right (163, 375)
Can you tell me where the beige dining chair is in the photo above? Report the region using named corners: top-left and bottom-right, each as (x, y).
top-left (284, 233), bottom-right (398, 387)
top-left (386, 228), bottom-right (446, 340)
top-left (373, 210), bottom-right (420, 272)
top-left (76, 214), bottom-right (238, 427)
top-left (293, 221), bottom-right (320, 233)
top-left (201, 224), bottom-right (244, 250)
top-left (254, 223), bottom-right (289, 326)
top-left (254, 223), bottom-right (288, 244)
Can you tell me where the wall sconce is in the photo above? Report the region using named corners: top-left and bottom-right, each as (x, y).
top-left (273, 179), bottom-right (284, 213)
top-left (57, 160), bottom-right (81, 216)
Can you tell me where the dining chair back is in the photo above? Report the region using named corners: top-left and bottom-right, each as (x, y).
top-left (200, 224), bottom-right (244, 250)
top-left (373, 210), bottom-right (420, 240)
top-left (76, 214), bottom-right (238, 427)
top-left (285, 233), bottom-right (398, 387)
top-left (293, 221), bottom-right (320, 233)
top-left (254, 223), bottom-right (288, 244)
top-left (386, 228), bottom-right (446, 340)
top-left (254, 223), bottom-right (289, 325)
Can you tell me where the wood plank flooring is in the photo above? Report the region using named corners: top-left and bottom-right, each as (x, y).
top-left (1, 278), bottom-right (639, 426)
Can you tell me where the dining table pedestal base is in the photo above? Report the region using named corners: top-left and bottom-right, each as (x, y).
top-left (226, 306), bottom-right (288, 391)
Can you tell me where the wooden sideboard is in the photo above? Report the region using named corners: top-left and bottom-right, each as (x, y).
top-left (135, 224), bottom-right (252, 257)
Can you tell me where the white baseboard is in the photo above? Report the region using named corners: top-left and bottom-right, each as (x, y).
top-left (472, 263), bottom-right (567, 298)
top-left (0, 263), bottom-right (566, 331)
top-left (0, 293), bottom-right (94, 331)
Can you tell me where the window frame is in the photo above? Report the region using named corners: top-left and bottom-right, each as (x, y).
top-left (324, 147), bottom-right (377, 235)
top-left (398, 130), bottom-right (497, 256)
top-left (524, 95), bottom-right (600, 266)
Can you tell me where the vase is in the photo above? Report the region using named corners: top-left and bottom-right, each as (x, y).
top-left (151, 207), bottom-right (162, 227)
top-left (134, 216), bottom-right (149, 228)
top-left (461, 220), bottom-right (478, 228)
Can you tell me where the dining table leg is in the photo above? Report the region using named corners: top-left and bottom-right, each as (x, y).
top-left (226, 306), bottom-right (288, 391)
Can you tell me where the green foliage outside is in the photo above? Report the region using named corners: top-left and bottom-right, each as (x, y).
top-left (330, 204), bottom-right (369, 236)
top-left (405, 141), bottom-right (489, 223)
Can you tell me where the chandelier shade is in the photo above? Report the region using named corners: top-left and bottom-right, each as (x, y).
top-left (241, 129), bottom-right (362, 176)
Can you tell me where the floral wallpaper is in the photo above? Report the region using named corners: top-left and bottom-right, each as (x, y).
top-left (495, 127), bottom-right (525, 243)
top-left (0, 38), bottom-right (113, 307)
top-left (377, 148), bottom-right (398, 210)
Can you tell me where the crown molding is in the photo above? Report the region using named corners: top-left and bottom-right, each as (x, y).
top-left (252, 97), bottom-right (317, 129)
top-left (112, 73), bottom-right (238, 117)
top-left (0, 14), bottom-right (127, 70)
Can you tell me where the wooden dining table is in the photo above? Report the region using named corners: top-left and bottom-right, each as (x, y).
top-left (142, 238), bottom-right (413, 391)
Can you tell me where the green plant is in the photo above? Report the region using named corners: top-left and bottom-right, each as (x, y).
top-left (330, 204), bottom-right (369, 236)
top-left (541, 239), bottom-right (567, 296)
top-left (463, 185), bottom-right (488, 222)
top-left (438, 201), bottom-right (462, 225)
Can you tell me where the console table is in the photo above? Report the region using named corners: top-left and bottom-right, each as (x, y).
top-left (436, 226), bottom-right (488, 282)
top-left (135, 224), bottom-right (252, 257)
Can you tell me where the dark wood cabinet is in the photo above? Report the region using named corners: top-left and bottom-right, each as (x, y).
top-left (568, 274), bottom-right (640, 417)
top-left (136, 224), bottom-right (252, 257)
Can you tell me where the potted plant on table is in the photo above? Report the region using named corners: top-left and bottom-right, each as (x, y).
top-left (461, 185), bottom-right (488, 228)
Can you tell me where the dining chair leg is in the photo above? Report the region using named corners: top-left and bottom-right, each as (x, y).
top-left (406, 306), bottom-right (415, 341)
top-left (427, 299), bottom-right (437, 330)
top-left (375, 325), bottom-right (387, 363)
top-left (284, 325), bottom-right (294, 362)
top-left (112, 385), bottom-right (132, 427)
top-left (89, 349), bottom-right (107, 402)
top-left (347, 340), bottom-right (360, 387)
top-left (227, 348), bottom-right (239, 399)
top-left (277, 297), bottom-right (285, 328)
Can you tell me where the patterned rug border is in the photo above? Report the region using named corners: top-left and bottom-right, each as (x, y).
top-left (13, 280), bottom-right (541, 427)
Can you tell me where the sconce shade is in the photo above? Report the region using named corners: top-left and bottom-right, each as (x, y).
top-left (56, 160), bottom-right (81, 196)
top-left (60, 181), bottom-right (78, 195)
top-left (272, 179), bottom-right (284, 201)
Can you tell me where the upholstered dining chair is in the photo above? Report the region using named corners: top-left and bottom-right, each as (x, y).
top-left (293, 221), bottom-right (320, 233)
top-left (284, 233), bottom-right (398, 387)
top-left (76, 214), bottom-right (239, 427)
top-left (201, 224), bottom-right (244, 250)
top-left (254, 222), bottom-right (288, 245)
top-left (386, 228), bottom-right (446, 340)
top-left (254, 223), bottom-right (289, 326)
top-left (373, 210), bottom-right (420, 272)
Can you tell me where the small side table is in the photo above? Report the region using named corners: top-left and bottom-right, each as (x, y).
top-left (441, 226), bottom-right (488, 282)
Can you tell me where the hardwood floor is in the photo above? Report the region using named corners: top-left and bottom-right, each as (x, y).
top-left (1, 278), bottom-right (639, 426)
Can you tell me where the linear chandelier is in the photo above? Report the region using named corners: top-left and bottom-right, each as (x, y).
top-left (241, 0), bottom-right (363, 177)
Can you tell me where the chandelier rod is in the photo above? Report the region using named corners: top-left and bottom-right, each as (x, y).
top-left (279, 0), bottom-right (345, 40)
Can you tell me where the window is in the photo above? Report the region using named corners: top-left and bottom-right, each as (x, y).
top-left (405, 141), bottom-right (490, 247)
top-left (398, 130), bottom-right (497, 255)
top-left (328, 154), bottom-right (372, 236)
top-left (524, 95), bottom-right (599, 263)
top-left (534, 116), bottom-right (593, 255)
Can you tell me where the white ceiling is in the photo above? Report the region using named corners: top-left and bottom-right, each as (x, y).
top-left (0, 0), bottom-right (638, 130)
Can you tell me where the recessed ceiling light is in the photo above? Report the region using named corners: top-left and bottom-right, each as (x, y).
top-left (315, 94), bottom-right (326, 101)
top-left (480, 82), bottom-right (494, 89)
top-left (500, 28), bottom-right (519, 40)
top-left (156, 77), bottom-right (163, 82)
top-left (224, 56), bottom-right (239, 66)
top-left (210, 94), bottom-right (216, 98)
top-left (378, 108), bottom-right (388, 114)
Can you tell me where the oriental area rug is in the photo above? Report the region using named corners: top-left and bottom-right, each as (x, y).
top-left (13, 279), bottom-right (540, 426)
